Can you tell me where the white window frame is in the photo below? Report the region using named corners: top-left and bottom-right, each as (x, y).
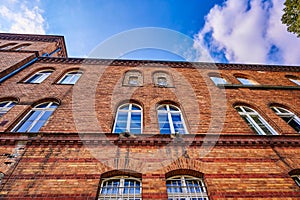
top-left (98, 176), bottom-right (142, 200)
top-left (0, 101), bottom-right (16, 117)
top-left (0, 43), bottom-right (17, 50)
top-left (271, 106), bottom-right (300, 133)
top-left (166, 175), bottom-right (209, 200)
top-left (157, 104), bottom-right (188, 134)
top-left (58, 71), bottom-right (82, 84)
top-left (235, 106), bottom-right (277, 135)
top-left (291, 175), bottom-right (300, 187)
top-left (113, 103), bottom-right (143, 134)
top-left (209, 76), bottom-right (227, 85)
top-left (12, 102), bottom-right (58, 132)
top-left (25, 70), bottom-right (53, 84)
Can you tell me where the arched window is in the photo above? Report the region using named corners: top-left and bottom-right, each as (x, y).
top-left (98, 176), bottom-right (142, 200)
top-left (0, 43), bottom-right (17, 50)
top-left (25, 70), bottom-right (53, 84)
top-left (58, 70), bottom-right (82, 84)
top-left (236, 76), bottom-right (257, 85)
top-left (153, 71), bottom-right (173, 87)
top-left (166, 175), bottom-right (209, 200)
top-left (0, 101), bottom-right (17, 117)
top-left (235, 106), bottom-right (277, 135)
top-left (113, 103), bottom-right (142, 134)
top-left (157, 104), bottom-right (187, 134)
top-left (271, 106), bottom-right (300, 133)
top-left (286, 75), bottom-right (300, 86)
top-left (123, 70), bottom-right (143, 86)
top-left (13, 43), bottom-right (31, 51)
top-left (12, 102), bottom-right (58, 132)
top-left (209, 76), bottom-right (227, 85)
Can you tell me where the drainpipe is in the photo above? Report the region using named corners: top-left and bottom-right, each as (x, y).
top-left (0, 57), bottom-right (38, 84)
top-left (0, 47), bottom-right (62, 84)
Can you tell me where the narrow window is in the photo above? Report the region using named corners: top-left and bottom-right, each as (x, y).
top-left (14, 43), bottom-right (31, 51)
top-left (166, 175), bottom-right (209, 200)
top-left (235, 106), bottom-right (277, 135)
top-left (12, 102), bottom-right (58, 132)
top-left (58, 71), bottom-right (82, 84)
top-left (292, 175), bottom-right (300, 187)
top-left (157, 104), bottom-right (187, 134)
top-left (99, 176), bottom-right (142, 200)
top-left (0, 172), bottom-right (4, 184)
top-left (209, 76), bottom-right (227, 85)
top-left (25, 70), bottom-right (53, 84)
top-left (113, 103), bottom-right (142, 134)
top-left (0, 101), bottom-right (17, 117)
top-left (271, 106), bottom-right (300, 133)
top-left (236, 77), bottom-right (257, 85)
top-left (0, 43), bottom-right (17, 50)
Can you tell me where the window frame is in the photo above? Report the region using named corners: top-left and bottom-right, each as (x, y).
top-left (0, 101), bottom-right (17, 117)
top-left (58, 70), bottom-right (83, 85)
top-left (112, 103), bottom-right (143, 134)
top-left (0, 43), bottom-right (17, 50)
top-left (12, 102), bottom-right (58, 133)
top-left (291, 175), bottom-right (300, 187)
top-left (25, 70), bottom-right (53, 84)
top-left (235, 106), bottom-right (277, 135)
top-left (98, 176), bottom-right (142, 200)
top-left (271, 106), bottom-right (300, 133)
top-left (166, 175), bottom-right (209, 200)
top-left (157, 104), bottom-right (188, 134)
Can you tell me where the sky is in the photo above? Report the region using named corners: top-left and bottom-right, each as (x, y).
top-left (0, 0), bottom-right (299, 65)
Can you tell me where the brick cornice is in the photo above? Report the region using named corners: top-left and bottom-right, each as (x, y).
top-left (0, 33), bottom-right (67, 57)
top-left (37, 57), bottom-right (300, 72)
top-left (0, 133), bottom-right (299, 147)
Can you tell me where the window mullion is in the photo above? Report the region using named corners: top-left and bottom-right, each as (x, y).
top-left (247, 114), bottom-right (265, 135)
top-left (27, 110), bottom-right (45, 132)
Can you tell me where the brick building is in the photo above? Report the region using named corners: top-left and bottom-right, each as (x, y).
top-left (0, 33), bottom-right (299, 199)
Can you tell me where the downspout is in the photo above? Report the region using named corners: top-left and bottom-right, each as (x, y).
top-left (0, 57), bottom-right (38, 84)
top-left (0, 47), bottom-right (62, 84)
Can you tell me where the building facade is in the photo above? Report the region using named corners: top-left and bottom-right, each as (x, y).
top-left (0, 33), bottom-right (299, 199)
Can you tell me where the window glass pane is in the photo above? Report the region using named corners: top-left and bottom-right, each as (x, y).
top-left (158, 77), bottom-right (167, 86)
top-left (40, 111), bottom-right (53, 120)
top-left (129, 76), bottom-right (138, 85)
top-left (60, 74), bottom-right (72, 84)
top-left (288, 118), bottom-right (300, 132)
top-left (237, 77), bottom-right (255, 85)
top-left (117, 112), bottom-right (128, 121)
top-left (289, 78), bottom-right (300, 85)
top-left (210, 76), bottom-right (227, 85)
top-left (169, 106), bottom-right (179, 111)
top-left (30, 120), bottom-right (46, 132)
top-left (16, 121), bottom-right (32, 132)
top-left (131, 105), bottom-right (141, 110)
top-left (69, 74), bottom-right (80, 84)
top-left (250, 115), bottom-right (273, 135)
top-left (158, 106), bottom-right (167, 111)
top-left (26, 74), bottom-right (41, 83)
top-left (119, 105), bottom-right (130, 110)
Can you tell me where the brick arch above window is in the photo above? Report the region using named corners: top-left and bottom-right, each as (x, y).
top-left (123, 70), bottom-right (143, 86)
top-left (101, 170), bottom-right (142, 179)
top-left (166, 169), bottom-right (204, 179)
top-left (153, 71), bottom-right (174, 87)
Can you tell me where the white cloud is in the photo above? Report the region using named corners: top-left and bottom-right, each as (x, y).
top-left (0, 0), bottom-right (46, 34)
top-left (194, 0), bottom-right (300, 65)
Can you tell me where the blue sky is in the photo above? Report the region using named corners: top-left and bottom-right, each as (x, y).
top-left (0, 0), bottom-right (300, 65)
